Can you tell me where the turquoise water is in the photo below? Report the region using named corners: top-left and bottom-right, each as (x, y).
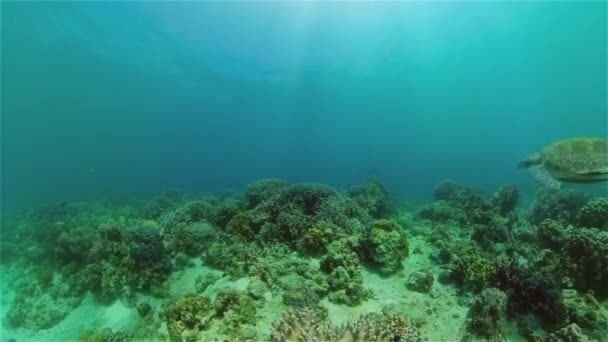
top-left (2, 2), bottom-right (606, 209)
top-left (1, 2), bottom-right (607, 342)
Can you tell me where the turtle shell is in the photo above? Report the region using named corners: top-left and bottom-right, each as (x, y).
top-left (541, 137), bottom-right (608, 182)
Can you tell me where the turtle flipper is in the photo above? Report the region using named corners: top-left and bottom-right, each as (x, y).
top-left (575, 168), bottom-right (608, 176)
top-left (528, 165), bottom-right (561, 189)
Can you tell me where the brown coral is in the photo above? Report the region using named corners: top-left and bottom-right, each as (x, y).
top-left (271, 308), bottom-right (425, 342)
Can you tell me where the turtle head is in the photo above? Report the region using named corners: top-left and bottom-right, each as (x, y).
top-left (518, 152), bottom-right (542, 168)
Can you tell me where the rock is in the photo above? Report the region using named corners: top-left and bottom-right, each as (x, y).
top-left (239, 325), bottom-right (257, 340)
top-left (437, 270), bottom-right (452, 285)
top-left (137, 302), bottom-right (152, 318)
top-left (406, 270), bottom-right (434, 293)
top-left (429, 288), bottom-right (442, 299)
top-left (247, 278), bottom-right (269, 300)
top-left (194, 272), bottom-right (220, 293)
top-left (458, 296), bottom-right (473, 307)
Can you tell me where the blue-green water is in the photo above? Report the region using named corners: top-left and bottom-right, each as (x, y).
top-left (2, 2), bottom-right (606, 210)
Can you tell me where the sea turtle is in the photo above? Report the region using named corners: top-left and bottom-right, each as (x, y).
top-left (518, 137), bottom-right (608, 189)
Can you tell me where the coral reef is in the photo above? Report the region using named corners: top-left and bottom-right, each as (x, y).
top-left (213, 288), bottom-right (259, 338)
top-left (433, 180), bottom-right (477, 204)
top-left (560, 227), bottom-right (608, 297)
top-left (417, 201), bottom-right (464, 224)
top-left (360, 219), bottom-right (409, 274)
top-left (491, 259), bottom-right (567, 326)
top-left (347, 177), bottom-right (393, 219)
top-left (576, 197), bottom-right (608, 230)
top-left (529, 189), bottom-right (589, 225)
top-left (270, 308), bottom-right (425, 342)
top-left (491, 185), bottom-right (520, 215)
top-left (3, 177), bottom-right (607, 342)
top-left (448, 245), bottom-right (497, 291)
top-left (245, 178), bottom-right (288, 208)
top-left (164, 295), bottom-right (213, 342)
top-left (321, 237), bottom-right (371, 305)
top-left (544, 323), bottom-right (593, 342)
top-left (79, 327), bottom-right (130, 342)
top-left (464, 287), bottom-right (508, 341)
top-left (5, 280), bottom-right (84, 330)
top-left (194, 272), bottom-right (220, 293)
top-left (406, 270), bottom-right (434, 293)
top-left (143, 196), bottom-right (175, 219)
top-left (167, 222), bottom-right (217, 256)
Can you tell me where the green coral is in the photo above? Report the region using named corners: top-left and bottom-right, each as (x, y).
top-left (406, 270), bottom-right (434, 293)
top-left (321, 238), bottom-right (371, 305)
top-left (465, 288), bottom-right (508, 341)
top-left (213, 288), bottom-right (258, 338)
top-left (417, 201), bottom-right (464, 224)
top-left (194, 272), bottom-right (221, 293)
top-left (167, 222), bottom-right (217, 256)
top-left (448, 245), bottom-right (497, 291)
top-left (347, 177), bottom-right (393, 219)
top-left (576, 197), bottom-right (608, 230)
top-left (491, 185), bottom-right (519, 215)
top-left (78, 327), bottom-right (129, 342)
top-left (561, 227), bottom-right (608, 297)
top-left (361, 219), bottom-right (408, 274)
top-left (281, 277), bottom-right (322, 309)
top-left (245, 178), bottom-right (288, 208)
top-left (225, 211), bottom-right (259, 240)
top-left (529, 189), bottom-right (589, 225)
top-left (164, 295), bottom-right (213, 342)
top-left (5, 280), bottom-right (83, 331)
top-left (166, 200), bottom-right (216, 228)
top-left (203, 236), bottom-right (315, 286)
top-left (562, 289), bottom-right (608, 338)
top-left (491, 260), bottom-right (567, 326)
top-left (143, 196), bottom-right (175, 220)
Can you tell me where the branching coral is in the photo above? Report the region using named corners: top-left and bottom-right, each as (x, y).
top-left (271, 308), bottom-right (425, 342)
top-left (544, 323), bottom-right (593, 342)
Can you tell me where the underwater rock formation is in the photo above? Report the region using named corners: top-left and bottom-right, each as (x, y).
top-left (406, 270), bottom-right (434, 293)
